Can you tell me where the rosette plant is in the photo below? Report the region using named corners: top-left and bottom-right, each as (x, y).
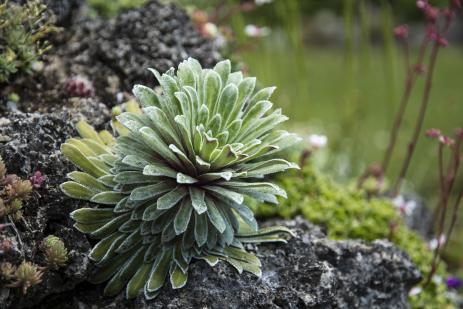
top-left (60, 58), bottom-right (300, 299)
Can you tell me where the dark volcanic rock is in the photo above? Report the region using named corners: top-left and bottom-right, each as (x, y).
top-left (57, 0), bottom-right (221, 103)
top-left (0, 110), bottom-right (108, 309)
top-left (50, 218), bottom-right (419, 309)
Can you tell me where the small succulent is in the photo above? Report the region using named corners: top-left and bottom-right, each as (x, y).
top-left (0, 155), bottom-right (33, 221)
top-left (41, 235), bottom-right (68, 269)
top-left (60, 58), bottom-right (300, 299)
top-left (7, 261), bottom-right (43, 294)
top-left (64, 75), bottom-right (95, 97)
top-left (0, 238), bottom-right (12, 254)
top-left (0, 262), bottom-right (16, 281)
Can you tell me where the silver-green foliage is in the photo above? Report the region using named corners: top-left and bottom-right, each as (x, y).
top-left (60, 58), bottom-right (300, 299)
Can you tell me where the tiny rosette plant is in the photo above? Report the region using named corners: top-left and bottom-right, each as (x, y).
top-left (41, 235), bottom-right (68, 269)
top-left (60, 58), bottom-right (301, 299)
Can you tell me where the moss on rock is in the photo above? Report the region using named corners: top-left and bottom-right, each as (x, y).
top-left (252, 162), bottom-right (455, 309)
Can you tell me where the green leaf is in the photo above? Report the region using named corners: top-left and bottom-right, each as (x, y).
top-left (247, 86), bottom-right (276, 109)
top-left (157, 186), bottom-right (187, 210)
top-left (176, 173), bottom-right (198, 184)
top-left (223, 181), bottom-right (287, 199)
top-left (90, 249), bottom-right (134, 284)
top-left (177, 60), bottom-right (196, 87)
top-left (199, 133), bottom-right (218, 161)
top-left (205, 185), bottom-right (244, 205)
top-left (76, 120), bottom-right (105, 144)
top-left (170, 264), bottom-right (188, 289)
top-left (71, 208), bottom-right (114, 223)
top-left (94, 234), bottom-right (126, 265)
top-left (114, 171), bottom-right (159, 184)
top-left (194, 212), bottom-right (208, 247)
top-left (189, 187), bottom-right (207, 214)
top-left (224, 247), bottom-right (261, 267)
top-left (74, 221), bottom-right (106, 234)
top-left (204, 70), bottom-right (222, 113)
top-left (226, 257), bottom-right (243, 274)
top-left (227, 71), bottom-right (243, 85)
top-left (60, 181), bottom-right (95, 200)
top-left (97, 175), bottom-right (117, 187)
top-left (231, 77), bottom-right (256, 124)
top-left (146, 249), bottom-right (171, 292)
top-left (237, 225), bottom-right (295, 238)
top-left (139, 126), bottom-right (181, 168)
top-left (115, 229), bottom-right (142, 253)
top-left (228, 202), bottom-right (258, 231)
top-left (116, 113), bottom-right (148, 133)
top-left (133, 84), bottom-right (160, 107)
top-left (89, 233), bottom-right (123, 261)
top-left (67, 171), bottom-right (109, 192)
top-left (240, 159), bottom-right (299, 177)
top-left (143, 163), bottom-right (177, 178)
top-left (103, 273), bottom-right (125, 297)
top-left (216, 83), bottom-right (238, 124)
top-left (205, 197), bottom-right (226, 233)
top-left (126, 263), bottom-right (151, 299)
top-left (143, 106), bottom-right (182, 146)
top-left (199, 255), bottom-right (219, 266)
top-left (91, 192), bottom-right (126, 205)
top-left (174, 199), bottom-right (192, 234)
top-left (91, 213), bottom-right (131, 239)
top-left (130, 182), bottom-right (171, 201)
top-left (213, 59), bottom-right (231, 84)
top-left (61, 143), bottom-right (108, 178)
top-left (118, 246), bottom-right (145, 281)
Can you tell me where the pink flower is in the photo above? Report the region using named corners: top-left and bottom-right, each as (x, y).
top-left (439, 135), bottom-right (455, 146)
top-left (244, 24), bottom-right (271, 38)
top-left (392, 195), bottom-right (417, 216)
top-left (416, 0), bottom-right (428, 10)
top-left (0, 239), bottom-right (12, 254)
top-left (29, 171), bottom-right (45, 189)
top-left (425, 6), bottom-right (439, 23)
top-left (64, 76), bottom-right (94, 98)
top-left (394, 25), bottom-right (409, 39)
top-left (429, 234), bottom-right (446, 250)
top-left (452, 0), bottom-right (462, 9)
top-left (426, 128), bottom-right (441, 138)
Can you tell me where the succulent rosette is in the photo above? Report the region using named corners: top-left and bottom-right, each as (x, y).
top-left (60, 58), bottom-right (300, 299)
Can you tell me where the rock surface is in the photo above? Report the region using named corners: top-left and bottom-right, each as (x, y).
top-left (0, 111), bottom-right (420, 309)
top-left (57, 0), bottom-right (221, 103)
top-left (43, 217), bottom-right (421, 309)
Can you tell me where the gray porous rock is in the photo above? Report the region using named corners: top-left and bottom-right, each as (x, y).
top-left (0, 111), bottom-right (99, 309)
top-left (58, 0), bottom-right (221, 103)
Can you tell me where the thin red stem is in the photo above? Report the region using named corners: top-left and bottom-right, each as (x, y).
top-left (392, 42), bottom-right (440, 196)
top-left (381, 39), bottom-right (429, 177)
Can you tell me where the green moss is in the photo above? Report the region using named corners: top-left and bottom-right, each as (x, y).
top-left (252, 162), bottom-right (455, 309)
